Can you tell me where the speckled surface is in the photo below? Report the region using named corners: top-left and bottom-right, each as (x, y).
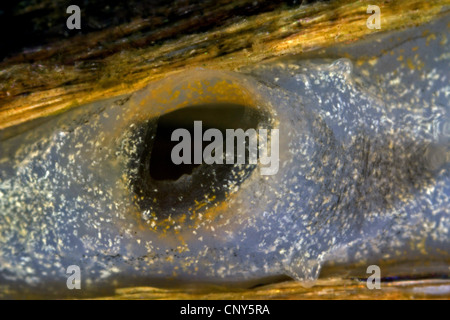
top-left (0, 10), bottom-right (448, 298)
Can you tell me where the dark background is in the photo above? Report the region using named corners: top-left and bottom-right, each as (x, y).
top-left (0, 0), bottom-right (311, 61)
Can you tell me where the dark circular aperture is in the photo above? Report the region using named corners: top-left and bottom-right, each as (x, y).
top-left (130, 103), bottom-right (270, 219)
top-left (149, 104), bottom-right (260, 181)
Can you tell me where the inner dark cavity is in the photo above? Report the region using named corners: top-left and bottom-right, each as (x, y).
top-left (131, 102), bottom-right (269, 219)
top-left (149, 103), bottom-right (261, 181)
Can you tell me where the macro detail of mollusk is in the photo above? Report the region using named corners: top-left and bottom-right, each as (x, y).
top-left (0, 1), bottom-right (449, 299)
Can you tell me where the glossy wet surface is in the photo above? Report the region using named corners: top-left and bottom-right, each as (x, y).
top-left (98, 278), bottom-right (450, 300)
top-left (0, 1), bottom-right (449, 299)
